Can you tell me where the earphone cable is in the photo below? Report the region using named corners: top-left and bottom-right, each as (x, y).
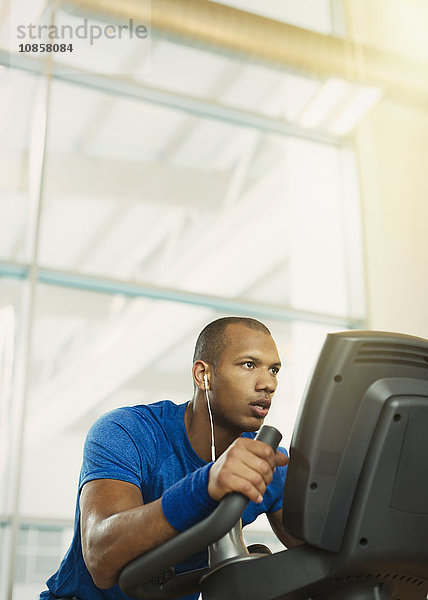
top-left (204, 387), bottom-right (216, 462)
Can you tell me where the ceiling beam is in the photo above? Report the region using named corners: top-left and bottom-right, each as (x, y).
top-left (0, 150), bottom-right (231, 207)
top-left (60, 0), bottom-right (428, 110)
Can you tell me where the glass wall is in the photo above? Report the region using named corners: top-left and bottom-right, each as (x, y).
top-left (0, 68), bottom-right (40, 264)
top-left (37, 77), bottom-right (361, 312)
top-left (0, 1), bottom-right (366, 598)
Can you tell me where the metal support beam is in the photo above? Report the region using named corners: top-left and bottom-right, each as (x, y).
top-left (60, 0), bottom-right (428, 110)
top-left (4, 63), bottom-right (53, 600)
top-left (0, 47), bottom-right (340, 146)
top-left (0, 262), bottom-right (365, 329)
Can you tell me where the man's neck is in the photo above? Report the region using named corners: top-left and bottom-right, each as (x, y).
top-left (184, 397), bottom-right (241, 462)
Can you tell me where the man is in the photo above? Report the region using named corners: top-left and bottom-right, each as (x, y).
top-left (41, 316), bottom-right (297, 600)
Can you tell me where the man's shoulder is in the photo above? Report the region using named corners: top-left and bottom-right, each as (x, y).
top-left (93, 400), bottom-right (186, 433)
top-left (126, 399), bottom-right (186, 422)
top-left (83, 401), bottom-right (188, 470)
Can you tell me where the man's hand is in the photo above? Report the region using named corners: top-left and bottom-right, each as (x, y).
top-left (208, 437), bottom-right (288, 504)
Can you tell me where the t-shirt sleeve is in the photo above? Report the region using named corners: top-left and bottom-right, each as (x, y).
top-left (79, 408), bottom-right (155, 492)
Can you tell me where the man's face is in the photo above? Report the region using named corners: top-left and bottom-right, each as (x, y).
top-left (210, 323), bottom-right (281, 433)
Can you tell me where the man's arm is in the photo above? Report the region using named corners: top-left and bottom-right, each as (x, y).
top-left (80, 479), bottom-right (176, 589)
top-left (267, 508), bottom-right (304, 548)
top-left (267, 509), bottom-right (303, 548)
top-left (80, 437), bottom-right (286, 589)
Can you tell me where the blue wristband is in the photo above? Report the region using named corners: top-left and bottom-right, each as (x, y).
top-left (161, 463), bottom-right (219, 531)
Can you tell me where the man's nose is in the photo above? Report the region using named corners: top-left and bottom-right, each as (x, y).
top-left (256, 369), bottom-right (277, 393)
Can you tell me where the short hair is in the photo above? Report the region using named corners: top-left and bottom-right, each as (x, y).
top-left (193, 316), bottom-right (271, 372)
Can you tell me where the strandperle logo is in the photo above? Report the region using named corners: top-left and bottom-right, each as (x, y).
top-left (16, 18), bottom-right (149, 46)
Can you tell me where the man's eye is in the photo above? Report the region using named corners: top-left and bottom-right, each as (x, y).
top-left (244, 361), bottom-right (255, 369)
top-left (270, 367), bottom-right (279, 375)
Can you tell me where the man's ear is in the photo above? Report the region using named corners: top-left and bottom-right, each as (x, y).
top-left (192, 360), bottom-right (210, 391)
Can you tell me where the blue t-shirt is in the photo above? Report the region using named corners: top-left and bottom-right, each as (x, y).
top-left (41, 400), bottom-right (288, 600)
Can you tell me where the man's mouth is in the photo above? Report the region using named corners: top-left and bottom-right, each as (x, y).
top-left (249, 398), bottom-right (271, 418)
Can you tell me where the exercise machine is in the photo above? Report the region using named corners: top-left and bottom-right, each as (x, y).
top-left (119, 330), bottom-right (428, 600)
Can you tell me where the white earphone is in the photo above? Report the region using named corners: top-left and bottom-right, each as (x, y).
top-left (203, 373), bottom-right (209, 390)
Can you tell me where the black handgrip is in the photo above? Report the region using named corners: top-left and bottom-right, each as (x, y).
top-left (119, 425), bottom-right (282, 598)
top-left (255, 424), bottom-right (282, 450)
